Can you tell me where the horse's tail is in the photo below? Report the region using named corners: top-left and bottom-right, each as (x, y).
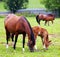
top-left (36, 15), bottom-right (40, 25)
top-left (53, 15), bottom-right (55, 20)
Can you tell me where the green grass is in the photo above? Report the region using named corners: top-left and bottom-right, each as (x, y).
top-left (0, 16), bottom-right (60, 57)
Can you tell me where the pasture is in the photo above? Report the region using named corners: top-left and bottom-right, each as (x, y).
top-left (0, 16), bottom-right (60, 57)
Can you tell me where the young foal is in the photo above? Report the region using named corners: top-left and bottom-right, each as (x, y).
top-left (32, 26), bottom-right (51, 50)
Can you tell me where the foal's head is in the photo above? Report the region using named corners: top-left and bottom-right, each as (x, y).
top-left (43, 33), bottom-right (51, 50)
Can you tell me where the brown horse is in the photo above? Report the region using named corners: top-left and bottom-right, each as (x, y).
top-left (4, 14), bottom-right (35, 52)
top-left (32, 26), bottom-right (51, 50)
top-left (36, 14), bottom-right (55, 26)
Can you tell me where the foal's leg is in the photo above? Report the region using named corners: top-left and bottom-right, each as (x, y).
top-left (43, 37), bottom-right (46, 49)
top-left (41, 37), bottom-right (46, 49)
top-left (6, 30), bottom-right (10, 48)
top-left (34, 35), bottom-right (37, 50)
top-left (34, 39), bottom-right (37, 50)
top-left (14, 33), bottom-right (18, 49)
top-left (22, 33), bottom-right (26, 52)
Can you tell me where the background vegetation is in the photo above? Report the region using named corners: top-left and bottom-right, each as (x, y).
top-left (0, 0), bottom-right (44, 12)
top-left (41, 0), bottom-right (60, 16)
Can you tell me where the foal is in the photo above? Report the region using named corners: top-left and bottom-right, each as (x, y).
top-left (32, 26), bottom-right (51, 50)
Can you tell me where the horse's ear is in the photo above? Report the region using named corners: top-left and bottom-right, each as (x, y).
top-left (49, 40), bottom-right (52, 45)
top-left (49, 40), bottom-right (51, 42)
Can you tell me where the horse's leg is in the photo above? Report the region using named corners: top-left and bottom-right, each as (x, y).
top-left (13, 33), bottom-right (18, 49)
top-left (6, 30), bottom-right (10, 48)
top-left (40, 36), bottom-right (47, 49)
top-left (43, 37), bottom-right (46, 49)
top-left (52, 20), bottom-right (53, 24)
top-left (48, 21), bottom-right (49, 26)
top-left (11, 33), bottom-right (14, 47)
top-left (34, 38), bottom-right (37, 50)
top-left (45, 21), bottom-right (47, 25)
top-left (22, 33), bottom-right (26, 52)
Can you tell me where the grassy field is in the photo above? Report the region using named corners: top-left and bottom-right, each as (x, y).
top-left (0, 16), bottom-right (60, 57)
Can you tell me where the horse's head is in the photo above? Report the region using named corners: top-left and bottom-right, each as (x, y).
top-left (27, 40), bottom-right (35, 52)
top-left (27, 33), bottom-right (35, 52)
top-left (44, 40), bottom-right (51, 50)
top-left (22, 16), bottom-right (35, 52)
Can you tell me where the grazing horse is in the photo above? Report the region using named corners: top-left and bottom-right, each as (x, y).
top-left (36, 14), bottom-right (55, 26)
top-left (4, 14), bottom-right (35, 52)
top-left (32, 26), bottom-right (51, 50)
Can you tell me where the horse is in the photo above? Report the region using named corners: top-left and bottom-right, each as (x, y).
top-left (4, 14), bottom-right (35, 52)
top-left (36, 14), bottom-right (55, 26)
top-left (32, 26), bottom-right (51, 50)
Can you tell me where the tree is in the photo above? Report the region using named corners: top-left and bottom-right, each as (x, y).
top-left (41, 0), bottom-right (60, 16)
top-left (4, 0), bottom-right (28, 13)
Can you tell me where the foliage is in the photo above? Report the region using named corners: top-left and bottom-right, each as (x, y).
top-left (4, 0), bottom-right (28, 13)
top-left (28, 0), bottom-right (45, 8)
top-left (41, 0), bottom-right (60, 16)
top-left (0, 0), bottom-right (45, 11)
top-left (41, 0), bottom-right (60, 10)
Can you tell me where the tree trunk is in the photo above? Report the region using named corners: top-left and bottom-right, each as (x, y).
top-left (58, 8), bottom-right (60, 17)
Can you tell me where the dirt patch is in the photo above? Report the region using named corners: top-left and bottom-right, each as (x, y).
top-left (49, 33), bottom-right (60, 38)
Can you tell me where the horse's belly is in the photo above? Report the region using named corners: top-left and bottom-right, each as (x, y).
top-left (7, 26), bottom-right (16, 33)
top-left (5, 22), bottom-right (16, 33)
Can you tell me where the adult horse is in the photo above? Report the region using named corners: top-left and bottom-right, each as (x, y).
top-left (36, 14), bottom-right (55, 26)
top-left (32, 26), bottom-right (51, 50)
top-left (4, 14), bottom-right (35, 52)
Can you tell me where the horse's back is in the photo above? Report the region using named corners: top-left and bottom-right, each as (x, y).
top-left (4, 14), bottom-right (31, 34)
top-left (17, 16), bottom-right (31, 34)
top-left (4, 14), bottom-right (20, 33)
top-left (5, 14), bottom-right (19, 24)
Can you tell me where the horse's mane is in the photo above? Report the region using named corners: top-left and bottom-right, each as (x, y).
top-left (23, 17), bottom-right (35, 45)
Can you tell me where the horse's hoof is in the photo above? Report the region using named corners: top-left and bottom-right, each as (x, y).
top-left (13, 45), bottom-right (16, 49)
top-left (30, 50), bottom-right (34, 52)
top-left (6, 44), bottom-right (8, 48)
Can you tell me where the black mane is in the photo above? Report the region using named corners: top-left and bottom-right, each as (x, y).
top-left (23, 16), bottom-right (35, 45)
